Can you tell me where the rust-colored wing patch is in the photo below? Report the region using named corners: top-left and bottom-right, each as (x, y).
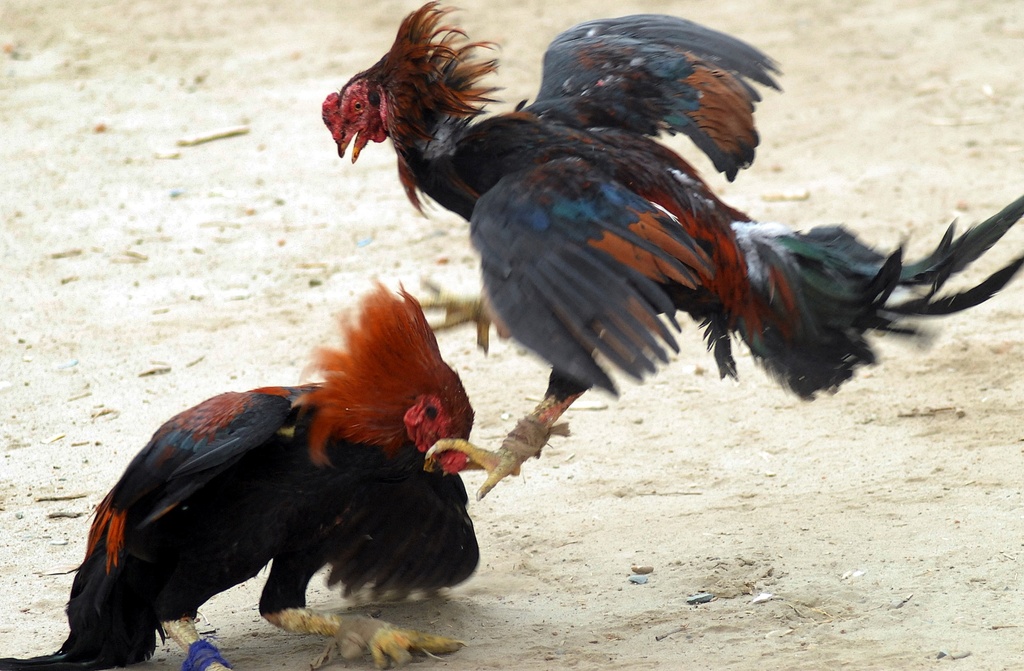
top-left (589, 209), bottom-right (712, 289)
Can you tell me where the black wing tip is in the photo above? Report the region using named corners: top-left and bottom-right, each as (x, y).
top-left (712, 146), bottom-right (755, 182)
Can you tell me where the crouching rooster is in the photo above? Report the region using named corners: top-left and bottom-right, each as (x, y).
top-left (322, 3), bottom-right (1024, 499)
top-left (0, 286), bottom-right (477, 671)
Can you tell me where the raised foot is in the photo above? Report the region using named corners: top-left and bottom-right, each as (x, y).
top-left (427, 391), bottom-right (580, 499)
top-left (427, 409), bottom-right (569, 500)
top-left (418, 282), bottom-right (491, 352)
top-left (426, 438), bottom-right (524, 500)
top-left (312, 617), bottom-right (463, 669)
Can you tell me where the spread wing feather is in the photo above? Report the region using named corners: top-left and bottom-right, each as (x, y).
top-left (470, 158), bottom-right (712, 392)
top-left (528, 14), bottom-right (780, 179)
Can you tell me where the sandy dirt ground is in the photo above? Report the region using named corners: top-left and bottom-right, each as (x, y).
top-left (2, 0), bottom-right (1024, 669)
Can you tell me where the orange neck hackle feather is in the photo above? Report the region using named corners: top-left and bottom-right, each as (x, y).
top-left (299, 285), bottom-right (472, 465)
top-left (367, 2), bottom-right (499, 210)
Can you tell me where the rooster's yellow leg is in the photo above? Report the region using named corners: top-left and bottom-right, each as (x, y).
top-left (264, 608), bottom-right (463, 669)
top-left (427, 391), bottom-right (584, 500)
top-left (162, 617), bottom-right (232, 671)
top-left (418, 283), bottom-right (491, 352)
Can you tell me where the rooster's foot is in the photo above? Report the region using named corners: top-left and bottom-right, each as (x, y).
top-left (427, 413), bottom-right (569, 500)
top-left (311, 616), bottom-right (463, 669)
top-left (419, 282), bottom-right (491, 352)
top-left (266, 609), bottom-right (462, 670)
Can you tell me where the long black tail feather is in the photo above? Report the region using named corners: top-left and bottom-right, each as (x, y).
top-left (732, 194), bottom-right (1024, 398)
top-left (0, 549), bottom-right (160, 671)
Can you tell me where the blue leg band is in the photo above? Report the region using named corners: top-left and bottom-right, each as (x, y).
top-left (181, 639), bottom-right (233, 671)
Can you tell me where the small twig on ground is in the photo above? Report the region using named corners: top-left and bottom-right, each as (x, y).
top-left (35, 493), bottom-right (87, 502)
top-left (655, 626), bottom-right (686, 642)
top-left (177, 125), bottom-right (250, 147)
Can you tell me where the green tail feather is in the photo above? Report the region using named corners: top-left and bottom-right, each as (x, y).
top-left (733, 194), bottom-right (1024, 398)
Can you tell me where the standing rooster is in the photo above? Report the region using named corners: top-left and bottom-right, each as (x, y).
top-left (321, 3), bottom-right (1024, 499)
top-left (0, 286), bottom-right (477, 671)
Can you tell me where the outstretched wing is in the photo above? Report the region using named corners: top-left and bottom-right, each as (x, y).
top-left (470, 157), bottom-right (714, 393)
top-left (527, 14), bottom-right (780, 180)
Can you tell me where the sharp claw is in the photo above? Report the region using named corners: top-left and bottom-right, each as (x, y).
top-left (418, 284), bottom-right (491, 352)
top-left (480, 448), bottom-right (524, 499)
top-left (475, 316), bottom-right (490, 353)
top-left (427, 439), bottom-right (525, 500)
top-left (426, 438), bottom-right (502, 472)
top-left (476, 472), bottom-right (503, 501)
top-left (367, 627), bottom-right (464, 668)
top-left (427, 394), bottom-right (580, 498)
top-left (268, 610), bottom-right (461, 670)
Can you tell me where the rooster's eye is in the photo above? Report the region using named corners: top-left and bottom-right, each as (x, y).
top-left (425, 405), bottom-right (438, 420)
top-left (353, 101), bottom-right (363, 112)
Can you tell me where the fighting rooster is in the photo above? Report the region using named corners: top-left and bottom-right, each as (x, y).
top-left (0, 287), bottom-right (477, 671)
top-left (321, 3), bottom-right (1024, 499)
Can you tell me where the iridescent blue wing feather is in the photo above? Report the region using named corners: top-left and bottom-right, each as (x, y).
top-left (470, 157), bottom-right (713, 391)
top-left (527, 14), bottom-right (780, 179)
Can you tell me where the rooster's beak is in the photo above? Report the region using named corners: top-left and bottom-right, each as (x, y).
top-left (332, 131), bottom-right (351, 160)
top-left (351, 133), bottom-right (369, 163)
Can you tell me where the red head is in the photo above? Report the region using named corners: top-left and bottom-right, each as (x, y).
top-left (300, 285), bottom-right (473, 473)
top-left (322, 75), bottom-right (389, 162)
top-left (322, 3), bottom-right (497, 172)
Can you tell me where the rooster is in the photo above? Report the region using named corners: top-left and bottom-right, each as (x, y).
top-left (0, 286), bottom-right (477, 671)
top-left (321, 3), bottom-right (1024, 499)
